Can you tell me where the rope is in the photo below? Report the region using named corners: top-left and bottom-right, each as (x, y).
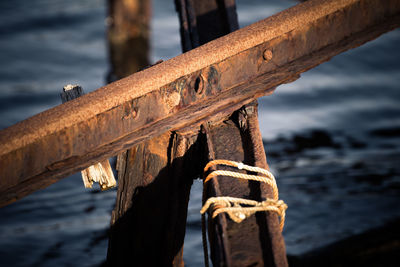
top-left (201, 159), bottom-right (287, 230)
top-left (204, 160), bottom-right (279, 201)
top-left (201, 196), bottom-right (287, 231)
top-left (204, 159), bottom-right (275, 177)
top-left (201, 159), bottom-right (288, 266)
top-left (204, 170), bottom-right (278, 201)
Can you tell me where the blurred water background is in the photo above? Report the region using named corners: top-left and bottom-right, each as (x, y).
top-left (0, 0), bottom-right (399, 266)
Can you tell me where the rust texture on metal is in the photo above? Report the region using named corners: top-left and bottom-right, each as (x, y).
top-left (61, 85), bottom-right (116, 190)
top-left (203, 101), bottom-right (288, 267)
top-left (107, 1), bottom-right (202, 266)
top-left (0, 0), bottom-right (399, 206)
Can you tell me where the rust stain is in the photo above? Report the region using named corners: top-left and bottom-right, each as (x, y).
top-left (146, 132), bottom-right (170, 160)
top-left (263, 49), bottom-right (273, 61)
top-left (164, 91), bottom-right (181, 109)
top-left (1, 0), bottom-right (369, 156)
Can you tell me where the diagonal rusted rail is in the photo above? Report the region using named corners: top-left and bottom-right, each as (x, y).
top-left (0, 0), bottom-right (399, 207)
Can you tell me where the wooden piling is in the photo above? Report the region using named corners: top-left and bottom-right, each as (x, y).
top-left (202, 102), bottom-right (287, 266)
top-left (107, 0), bottom-right (151, 80)
top-left (107, 131), bottom-right (203, 266)
top-left (106, 0), bottom-right (198, 266)
top-left (176, 1), bottom-right (287, 265)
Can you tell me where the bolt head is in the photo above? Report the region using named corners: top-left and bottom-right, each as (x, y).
top-left (263, 49), bottom-right (273, 61)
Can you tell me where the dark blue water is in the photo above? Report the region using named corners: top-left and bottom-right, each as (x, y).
top-left (1, 0), bottom-right (399, 266)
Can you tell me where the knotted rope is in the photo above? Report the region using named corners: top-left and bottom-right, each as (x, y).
top-left (201, 196), bottom-right (287, 229)
top-left (201, 160), bottom-right (287, 230)
top-left (200, 160), bottom-right (288, 267)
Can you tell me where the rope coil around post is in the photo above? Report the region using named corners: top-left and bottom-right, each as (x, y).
top-left (201, 196), bottom-right (287, 229)
top-left (201, 159), bottom-right (287, 231)
top-left (201, 159), bottom-right (288, 267)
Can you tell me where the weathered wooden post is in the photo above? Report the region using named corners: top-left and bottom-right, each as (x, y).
top-left (175, 1), bottom-right (287, 266)
top-left (106, 0), bottom-right (203, 266)
top-left (107, 131), bottom-right (205, 266)
top-left (201, 103), bottom-right (287, 266)
top-left (107, 0), bottom-right (151, 81)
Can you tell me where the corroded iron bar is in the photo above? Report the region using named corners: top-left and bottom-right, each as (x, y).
top-left (61, 85), bottom-right (116, 190)
top-left (0, 0), bottom-right (399, 206)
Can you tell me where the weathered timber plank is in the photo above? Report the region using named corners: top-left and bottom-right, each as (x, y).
top-left (106, 131), bottom-right (203, 266)
top-left (203, 102), bottom-right (287, 267)
top-left (107, 0), bottom-right (151, 80)
top-left (106, 0), bottom-right (191, 264)
top-left (0, 0), bottom-right (399, 206)
top-left (109, 2), bottom-right (242, 265)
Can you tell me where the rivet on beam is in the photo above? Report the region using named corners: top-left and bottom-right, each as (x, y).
top-left (263, 49), bottom-right (273, 62)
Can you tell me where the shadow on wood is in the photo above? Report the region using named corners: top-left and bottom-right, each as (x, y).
top-left (203, 102), bottom-right (287, 266)
top-left (106, 131), bottom-right (206, 266)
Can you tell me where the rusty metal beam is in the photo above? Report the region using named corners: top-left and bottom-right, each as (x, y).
top-left (0, 0), bottom-right (399, 206)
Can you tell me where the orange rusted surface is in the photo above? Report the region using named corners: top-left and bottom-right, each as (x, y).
top-left (0, 0), bottom-right (399, 206)
top-left (1, 0), bottom-right (395, 157)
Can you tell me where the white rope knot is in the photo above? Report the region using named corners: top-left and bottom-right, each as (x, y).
top-left (201, 160), bottom-right (288, 231)
top-left (200, 196), bottom-right (287, 230)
